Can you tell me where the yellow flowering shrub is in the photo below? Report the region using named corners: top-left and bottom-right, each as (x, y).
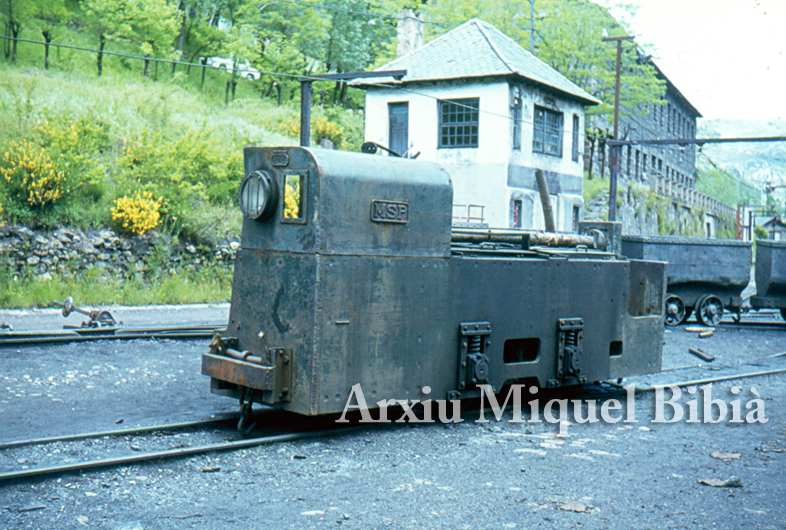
top-left (111, 191), bottom-right (163, 235)
top-left (0, 140), bottom-right (67, 207)
top-left (283, 176), bottom-right (302, 219)
top-left (276, 116), bottom-right (345, 148)
top-left (312, 116), bottom-right (344, 147)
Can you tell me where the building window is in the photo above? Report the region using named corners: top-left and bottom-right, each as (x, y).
top-left (533, 106), bottom-right (563, 157)
top-left (438, 98), bottom-right (479, 148)
top-left (511, 88), bottom-right (522, 150)
top-left (571, 114), bottom-right (580, 162)
top-left (626, 145), bottom-right (631, 177)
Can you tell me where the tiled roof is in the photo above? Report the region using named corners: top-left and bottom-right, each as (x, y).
top-left (353, 18), bottom-right (600, 105)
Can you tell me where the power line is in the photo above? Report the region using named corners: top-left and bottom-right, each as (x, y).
top-left (1, 35), bottom-right (595, 141)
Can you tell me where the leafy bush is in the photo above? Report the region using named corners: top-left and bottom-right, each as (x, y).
top-left (111, 191), bottom-right (163, 235)
top-left (116, 129), bottom-right (242, 238)
top-left (0, 140), bottom-right (67, 209)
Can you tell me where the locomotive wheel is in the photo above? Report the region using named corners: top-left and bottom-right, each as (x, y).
top-left (696, 295), bottom-right (724, 326)
top-left (664, 294), bottom-right (687, 326)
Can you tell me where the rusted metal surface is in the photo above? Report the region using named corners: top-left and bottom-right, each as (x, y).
top-left (204, 146), bottom-right (667, 415)
top-left (54, 296), bottom-right (117, 327)
top-left (579, 221), bottom-right (622, 255)
top-left (451, 228), bottom-right (602, 250)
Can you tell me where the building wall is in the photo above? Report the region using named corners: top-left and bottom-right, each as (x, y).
top-left (364, 80), bottom-right (586, 231)
top-left (588, 81), bottom-right (700, 189)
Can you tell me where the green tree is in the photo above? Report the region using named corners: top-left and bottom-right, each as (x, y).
top-left (236, 0), bottom-right (328, 104)
top-left (1, 0), bottom-right (36, 61)
top-left (82, 0), bottom-right (135, 76)
top-left (126, 0), bottom-right (179, 78)
top-left (421, 0), bottom-right (665, 131)
top-left (31, 0), bottom-right (70, 69)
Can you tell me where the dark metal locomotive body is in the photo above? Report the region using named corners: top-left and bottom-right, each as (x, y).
top-left (203, 147), bottom-right (666, 415)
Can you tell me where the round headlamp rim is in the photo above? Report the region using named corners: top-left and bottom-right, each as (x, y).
top-left (238, 170), bottom-right (278, 221)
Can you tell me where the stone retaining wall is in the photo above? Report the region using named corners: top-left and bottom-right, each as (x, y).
top-left (0, 225), bottom-right (239, 280)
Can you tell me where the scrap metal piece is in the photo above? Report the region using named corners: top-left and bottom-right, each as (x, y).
top-left (688, 347), bottom-right (714, 362)
top-left (53, 296), bottom-right (118, 328)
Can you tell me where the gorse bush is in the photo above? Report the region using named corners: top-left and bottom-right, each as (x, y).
top-left (117, 128), bottom-right (242, 238)
top-left (0, 140), bottom-right (68, 208)
top-left (312, 116), bottom-right (345, 147)
top-left (111, 191), bottom-right (163, 235)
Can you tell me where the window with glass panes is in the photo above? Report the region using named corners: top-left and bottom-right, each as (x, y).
top-left (438, 98), bottom-right (479, 148)
top-left (533, 107), bottom-right (563, 157)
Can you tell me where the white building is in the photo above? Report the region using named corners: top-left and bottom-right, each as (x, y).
top-left (354, 17), bottom-right (600, 231)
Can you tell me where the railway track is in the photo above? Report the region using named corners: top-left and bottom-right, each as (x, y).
top-left (2, 367), bottom-right (785, 485)
top-left (0, 410), bottom-right (361, 484)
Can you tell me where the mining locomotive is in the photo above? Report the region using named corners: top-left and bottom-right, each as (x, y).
top-left (202, 146), bottom-right (667, 417)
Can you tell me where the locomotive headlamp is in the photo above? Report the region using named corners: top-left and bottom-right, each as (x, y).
top-left (239, 170), bottom-right (278, 221)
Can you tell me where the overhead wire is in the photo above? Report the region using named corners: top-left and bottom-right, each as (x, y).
top-left (0, 34), bottom-right (597, 142)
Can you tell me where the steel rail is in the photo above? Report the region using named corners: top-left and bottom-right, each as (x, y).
top-left (2, 369), bottom-right (783, 483)
top-left (0, 324), bottom-right (226, 346)
top-left (0, 427), bottom-right (359, 484)
top-left (0, 416), bottom-right (239, 451)
top-left (636, 367), bottom-right (786, 392)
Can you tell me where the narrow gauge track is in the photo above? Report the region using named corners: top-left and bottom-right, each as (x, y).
top-left (0, 410), bottom-right (361, 484)
top-left (0, 324), bottom-right (226, 346)
top-left (2, 368), bottom-right (785, 485)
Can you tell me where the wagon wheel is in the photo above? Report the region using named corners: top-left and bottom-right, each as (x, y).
top-left (664, 294), bottom-right (688, 326)
top-left (696, 294), bottom-right (724, 326)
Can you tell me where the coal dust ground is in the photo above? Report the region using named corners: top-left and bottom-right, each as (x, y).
top-left (0, 305), bottom-right (784, 529)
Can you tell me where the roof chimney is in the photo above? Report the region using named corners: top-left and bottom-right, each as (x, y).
top-left (397, 9), bottom-right (423, 58)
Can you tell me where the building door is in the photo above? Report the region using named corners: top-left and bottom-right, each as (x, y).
top-left (513, 200), bottom-right (522, 228)
top-left (389, 102), bottom-right (409, 156)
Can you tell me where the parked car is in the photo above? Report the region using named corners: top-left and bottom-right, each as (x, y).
top-left (202, 56), bottom-right (261, 80)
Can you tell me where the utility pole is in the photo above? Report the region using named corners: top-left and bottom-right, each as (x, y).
top-left (602, 35), bottom-right (633, 221)
top-left (530, 0), bottom-right (535, 54)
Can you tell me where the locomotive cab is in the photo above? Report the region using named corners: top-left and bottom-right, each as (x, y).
top-left (203, 146), bottom-right (666, 416)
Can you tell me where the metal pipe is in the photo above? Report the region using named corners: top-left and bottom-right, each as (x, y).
top-left (451, 229), bottom-right (599, 249)
top-left (225, 348), bottom-right (265, 365)
top-left (300, 81), bottom-right (312, 147)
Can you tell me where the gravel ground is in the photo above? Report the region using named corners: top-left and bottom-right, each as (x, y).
top-left (0, 307), bottom-right (784, 530)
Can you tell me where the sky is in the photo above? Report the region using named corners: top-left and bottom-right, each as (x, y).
top-left (594, 0), bottom-right (786, 122)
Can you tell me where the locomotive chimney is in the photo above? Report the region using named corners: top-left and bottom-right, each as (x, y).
top-left (397, 9), bottom-right (423, 58)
